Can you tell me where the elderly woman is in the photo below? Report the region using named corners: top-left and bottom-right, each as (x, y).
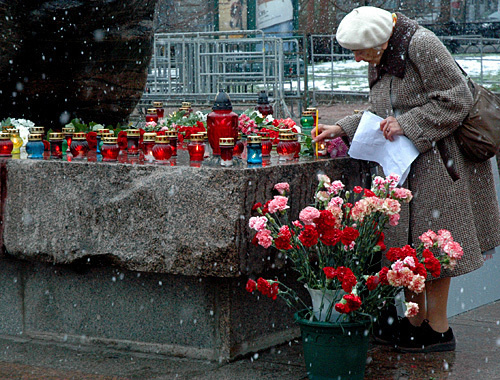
top-left (313, 6), bottom-right (500, 352)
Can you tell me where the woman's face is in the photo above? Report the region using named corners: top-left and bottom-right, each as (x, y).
top-left (351, 42), bottom-right (389, 65)
top-left (352, 48), bottom-right (384, 65)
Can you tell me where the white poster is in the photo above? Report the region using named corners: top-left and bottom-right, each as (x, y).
top-left (257, 0), bottom-right (293, 30)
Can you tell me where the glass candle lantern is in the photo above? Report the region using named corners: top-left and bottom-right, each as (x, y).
top-left (200, 131), bottom-right (211, 158)
top-left (26, 133), bottom-right (44, 159)
top-left (62, 126), bottom-right (75, 155)
top-left (70, 132), bottom-right (90, 159)
top-left (255, 90), bottom-right (273, 117)
top-left (246, 135), bottom-right (262, 164)
top-left (306, 108), bottom-right (318, 125)
top-left (125, 129), bottom-right (140, 156)
top-left (219, 137), bottom-right (234, 167)
top-left (142, 132), bottom-right (157, 160)
top-left (164, 130), bottom-right (178, 156)
top-left (259, 132), bottom-right (272, 157)
top-left (0, 132), bottom-right (13, 157)
top-left (187, 134), bottom-right (205, 162)
top-left (233, 133), bottom-right (244, 158)
top-left (179, 102), bottom-right (193, 116)
top-left (49, 132), bottom-right (64, 159)
top-left (101, 136), bottom-right (120, 162)
top-left (153, 101), bottom-right (165, 119)
top-left (145, 108), bottom-right (159, 124)
top-left (276, 133), bottom-right (296, 161)
top-left (152, 135), bottom-right (173, 163)
top-left (30, 126), bottom-right (45, 138)
top-left (300, 111), bottom-right (315, 137)
top-left (7, 129), bottom-right (23, 155)
top-left (207, 91), bottom-right (238, 155)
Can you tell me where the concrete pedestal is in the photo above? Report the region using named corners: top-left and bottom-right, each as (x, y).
top-left (0, 155), bottom-right (371, 361)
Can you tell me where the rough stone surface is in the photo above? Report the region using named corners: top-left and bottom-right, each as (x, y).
top-left (3, 155), bottom-right (371, 277)
top-left (0, 0), bottom-right (158, 129)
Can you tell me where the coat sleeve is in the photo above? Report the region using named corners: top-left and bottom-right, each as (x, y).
top-left (396, 30), bottom-right (473, 153)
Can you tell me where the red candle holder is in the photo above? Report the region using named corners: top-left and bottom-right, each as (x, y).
top-left (259, 132), bottom-right (273, 157)
top-left (70, 132), bottom-right (90, 159)
top-left (101, 136), bottom-right (120, 161)
top-left (49, 132), bottom-right (64, 159)
top-left (142, 132), bottom-right (157, 160)
top-left (125, 129), bottom-right (141, 156)
top-left (233, 133), bottom-right (244, 158)
top-left (207, 91), bottom-right (238, 155)
top-left (165, 130), bottom-right (178, 156)
top-left (152, 136), bottom-right (173, 163)
top-left (145, 108), bottom-right (159, 124)
top-left (187, 134), bottom-right (205, 162)
top-left (219, 137), bottom-right (234, 166)
top-left (62, 126), bottom-right (74, 154)
top-left (153, 101), bottom-right (165, 119)
top-left (0, 132), bottom-right (13, 157)
top-left (307, 108), bottom-right (318, 125)
top-left (276, 133), bottom-right (295, 161)
top-left (292, 133), bottom-right (300, 159)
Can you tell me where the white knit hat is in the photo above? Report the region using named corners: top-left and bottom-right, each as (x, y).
top-left (336, 7), bottom-right (394, 50)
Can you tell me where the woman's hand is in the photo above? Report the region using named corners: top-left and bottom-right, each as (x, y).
top-left (380, 116), bottom-right (404, 141)
top-left (312, 124), bottom-right (345, 142)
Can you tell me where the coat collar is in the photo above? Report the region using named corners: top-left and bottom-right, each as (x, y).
top-left (368, 13), bottom-right (419, 88)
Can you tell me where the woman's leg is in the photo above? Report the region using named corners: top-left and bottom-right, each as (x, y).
top-left (404, 288), bottom-right (426, 326)
top-left (424, 277), bottom-right (451, 332)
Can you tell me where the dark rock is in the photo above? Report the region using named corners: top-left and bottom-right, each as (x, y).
top-left (0, 0), bottom-right (158, 129)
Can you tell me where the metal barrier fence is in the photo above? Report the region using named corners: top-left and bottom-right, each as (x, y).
top-left (141, 30), bottom-right (303, 117)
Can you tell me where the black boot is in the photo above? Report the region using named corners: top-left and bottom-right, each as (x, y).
top-left (396, 319), bottom-right (456, 353)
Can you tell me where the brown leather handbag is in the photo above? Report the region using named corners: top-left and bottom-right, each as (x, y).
top-left (454, 66), bottom-right (500, 163)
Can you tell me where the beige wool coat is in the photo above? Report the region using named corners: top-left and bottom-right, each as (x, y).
top-left (337, 22), bottom-right (500, 278)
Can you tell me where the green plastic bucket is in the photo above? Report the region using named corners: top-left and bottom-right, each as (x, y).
top-left (294, 310), bottom-right (371, 380)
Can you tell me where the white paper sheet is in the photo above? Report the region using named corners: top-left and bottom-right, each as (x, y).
top-left (348, 111), bottom-right (420, 185)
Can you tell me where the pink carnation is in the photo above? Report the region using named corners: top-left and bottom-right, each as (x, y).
top-left (393, 187), bottom-right (413, 202)
top-left (249, 216), bottom-right (268, 231)
top-left (437, 229), bottom-right (453, 247)
top-left (299, 206), bottom-right (320, 225)
top-left (442, 241), bottom-right (464, 260)
top-left (328, 180), bottom-right (345, 195)
top-left (292, 220), bottom-right (303, 228)
top-left (408, 274), bottom-right (426, 293)
top-left (274, 182), bottom-right (290, 195)
top-left (268, 196), bottom-right (289, 213)
top-left (328, 196), bottom-right (344, 208)
top-left (404, 302), bottom-right (419, 318)
top-left (256, 229), bottom-right (273, 248)
top-left (419, 230), bottom-right (438, 249)
top-left (389, 213), bottom-right (400, 226)
top-left (403, 256), bottom-right (416, 269)
top-left (372, 176), bottom-right (386, 190)
top-left (386, 174), bottom-right (401, 189)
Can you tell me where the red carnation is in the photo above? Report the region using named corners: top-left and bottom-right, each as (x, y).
top-left (424, 256), bottom-right (442, 278)
top-left (353, 186), bottom-right (363, 194)
top-left (246, 279), bottom-right (257, 293)
top-left (315, 210), bottom-right (337, 235)
top-left (401, 245), bottom-right (417, 259)
top-left (117, 131), bottom-right (128, 151)
top-left (413, 262), bottom-right (427, 278)
top-left (340, 227), bottom-right (359, 246)
top-left (323, 267), bottom-right (336, 279)
top-left (269, 281), bottom-right (279, 300)
top-left (252, 202), bottom-right (263, 212)
top-left (366, 275), bottom-right (380, 291)
top-left (386, 247), bottom-right (403, 262)
top-left (379, 267), bottom-right (389, 285)
top-left (336, 266), bottom-right (357, 293)
top-left (335, 302), bottom-right (348, 313)
top-left (275, 235), bottom-right (292, 250)
top-left (298, 225), bottom-right (319, 247)
top-left (251, 233), bottom-right (259, 246)
top-left (257, 278), bottom-right (271, 297)
top-left (364, 189), bottom-right (376, 197)
top-left (42, 140), bottom-right (50, 151)
top-left (86, 131), bottom-right (98, 151)
top-left (344, 294), bottom-right (362, 313)
top-left (320, 228), bottom-right (341, 246)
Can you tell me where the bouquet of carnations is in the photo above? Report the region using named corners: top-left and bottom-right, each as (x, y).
top-left (246, 174), bottom-right (463, 323)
